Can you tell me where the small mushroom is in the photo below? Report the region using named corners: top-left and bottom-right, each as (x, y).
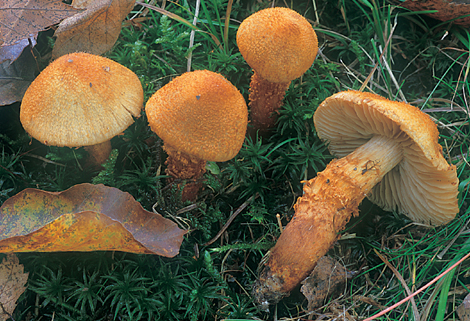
top-left (253, 90), bottom-right (459, 307)
top-left (145, 70), bottom-right (248, 202)
top-left (20, 52), bottom-right (144, 166)
top-left (236, 7), bottom-right (318, 133)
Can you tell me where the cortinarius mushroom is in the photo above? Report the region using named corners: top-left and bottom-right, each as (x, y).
top-left (236, 7), bottom-right (318, 132)
top-left (20, 52), bottom-right (144, 166)
top-left (253, 90), bottom-right (459, 307)
top-left (145, 70), bottom-right (248, 202)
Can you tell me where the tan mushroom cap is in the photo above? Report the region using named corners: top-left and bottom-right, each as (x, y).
top-left (314, 90), bottom-right (459, 225)
top-left (236, 7), bottom-right (318, 84)
top-left (20, 52), bottom-right (143, 147)
top-left (145, 70), bottom-right (248, 162)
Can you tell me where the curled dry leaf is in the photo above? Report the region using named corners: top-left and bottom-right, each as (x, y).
top-left (0, 43), bottom-right (37, 106)
top-left (0, 0), bottom-right (79, 47)
top-left (300, 256), bottom-right (349, 311)
top-left (52, 0), bottom-right (136, 59)
top-left (391, 0), bottom-right (470, 27)
top-left (458, 293), bottom-right (470, 321)
top-left (0, 183), bottom-right (186, 257)
top-left (0, 254), bottom-right (29, 321)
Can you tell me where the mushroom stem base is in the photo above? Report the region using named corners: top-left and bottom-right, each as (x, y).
top-left (253, 135), bottom-right (404, 307)
top-left (164, 144), bottom-right (206, 202)
top-left (249, 71), bottom-right (290, 132)
top-left (84, 140), bottom-right (112, 167)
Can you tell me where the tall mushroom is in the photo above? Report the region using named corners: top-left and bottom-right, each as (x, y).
top-left (236, 7), bottom-right (318, 133)
top-left (145, 70), bottom-right (248, 202)
top-left (253, 90), bottom-right (459, 307)
top-left (20, 52), bottom-right (144, 166)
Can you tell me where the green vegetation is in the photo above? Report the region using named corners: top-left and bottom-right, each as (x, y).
top-left (1, 0), bottom-right (469, 320)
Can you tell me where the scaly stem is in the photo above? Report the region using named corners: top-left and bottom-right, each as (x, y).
top-left (249, 71), bottom-right (290, 132)
top-left (164, 143), bottom-right (206, 202)
top-left (253, 135), bottom-right (404, 307)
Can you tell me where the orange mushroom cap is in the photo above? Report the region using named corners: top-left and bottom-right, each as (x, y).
top-left (236, 7), bottom-right (318, 84)
top-left (145, 70), bottom-right (248, 162)
top-left (20, 52), bottom-right (143, 147)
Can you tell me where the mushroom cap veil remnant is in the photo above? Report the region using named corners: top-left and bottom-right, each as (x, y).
top-left (20, 52), bottom-right (143, 147)
top-left (314, 90), bottom-right (459, 225)
top-left (236, 7), bottom-right (318, 84)
top-left (145, 70), bottom-right (248, 162)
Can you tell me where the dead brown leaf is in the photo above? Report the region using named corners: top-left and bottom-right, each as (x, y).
top-left (0, 43), bottom-right (37, 106)
top-left (392, 0), bottom-right (470, 27)
top-left (52, 0), bottom-right (136, 59)
top-left (0, 183), bottom-right (187, 256)
top-left (458, 293), bottom-right (470, 321)
top-left (0, 254), bottom-right (29, 321)
top-left (300, 256), bottom-right (348, 311)
top-left (0, 0), bottom-right (79, 47)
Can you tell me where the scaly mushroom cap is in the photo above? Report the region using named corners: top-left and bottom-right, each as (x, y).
top-left (20, 52), bottom-right (144, 147)
top-left (314, 90), bottom-right (459, 225)
top-left (145, 70), bottom-right (248, 162)
top-left (236, 7), bottom-right (318, 84)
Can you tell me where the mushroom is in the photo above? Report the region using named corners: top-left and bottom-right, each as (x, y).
top-left (236, 7), bottom-right (318, 133)
top-left (145, 70), bottom-right (248, 202)
top-left (20, 52), bottom-right (144, 166)
top-left (253, 90), bottom-right (459, 307)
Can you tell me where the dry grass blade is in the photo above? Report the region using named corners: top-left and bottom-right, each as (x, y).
top-left (374, 249), bottom-right (420, 321)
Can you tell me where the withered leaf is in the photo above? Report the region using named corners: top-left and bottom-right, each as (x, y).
top-left (300, 256), bottom-right (349, 311)
top-left (0, 254), bottom-right (29, 321)
top-left (0, 0), bottom-right (80, 47)
top-left (0, 183), bottom-right (187, 257)
top-left (394, 0), bottom-right (470, 27)
top-left (52, 0), bottom-right (136, 59)
top-left (0, 43), bottom-right (37, 106)
top-left (458, 293), bottom-right (470, 321)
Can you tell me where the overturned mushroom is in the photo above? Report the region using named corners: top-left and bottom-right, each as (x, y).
top-left (253, 90), bottom-right (459, 307)
top-left (236, 7), bottom-right (318, 133)
top-left (20, 52), bottom-right (144, 166)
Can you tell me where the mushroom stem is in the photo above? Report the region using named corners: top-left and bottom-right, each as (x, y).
top-left (163, 144), bottom-right (206, 202)
top-left (253, 135), bottom-right (404, 306)
top-left (84, 140), bottom-right (112, 166)
top-left (249, 71), bottom-right (290, 133)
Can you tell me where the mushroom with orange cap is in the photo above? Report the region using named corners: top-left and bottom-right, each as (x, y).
top-left (145, 70), bottom-right (248, 202)
top-left (253, 90), bottom-right (460, 307)
top-left (236, 7), bottom-right (318, 133)
top-left (20, 52), bottom-right (144, 166)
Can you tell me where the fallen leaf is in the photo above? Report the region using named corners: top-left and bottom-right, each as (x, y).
top-left (0, 0), bottom-right (79, 47)
top-left (392, 0), bottom-right (470, 27)
top-left (0, 254), bottom-right (29, 321)
top-left (0, 38), bottom-right (36, 65)
top-left (0, 183), bottom-right (187, 257)
top-left (300, 256), bottom-right (349, 311)
top-left (0, 44), bottom-right (37, 106)
top-left (458, 293), bottom-right (470, 321)
top-left (52, 0), bottom-right (136, 59)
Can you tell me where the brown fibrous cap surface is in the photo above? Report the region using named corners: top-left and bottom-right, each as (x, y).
top-left (314, 90), bottom-right (459, 225)
top-left (237, 7), bottom-right (318, 83)
top-left (20, 52), bottom-right (143, 147)
top-left (145, 70), bottom-right (248, 162)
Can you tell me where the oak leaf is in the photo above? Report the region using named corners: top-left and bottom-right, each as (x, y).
top-left (0, 0), bottom-right (79, 47)
top-left (52, 0), bottom-right (136, 59)
top-left (0, 254), bottom-right (29, 321)
top-left (0, 184), bottom-right (186, 257)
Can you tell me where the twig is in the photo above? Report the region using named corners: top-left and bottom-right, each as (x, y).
top-left (203, 195), bottom-right (255, 246)
top-left (187, 0), bottom-right (200, 72)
